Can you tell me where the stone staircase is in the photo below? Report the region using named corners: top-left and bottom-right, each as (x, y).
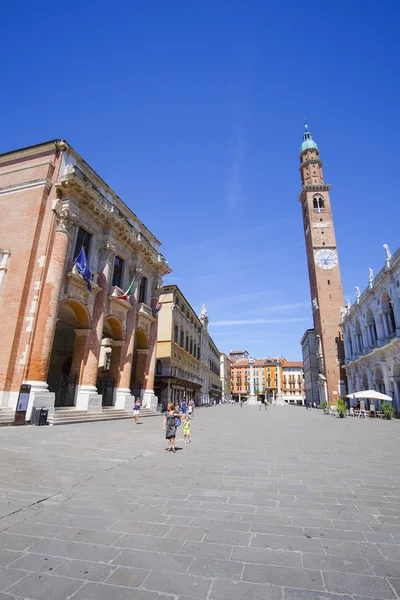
top-left (48, 406), bottom-right (160, 426)
top-left (0, 408), bottom-right (15, 426)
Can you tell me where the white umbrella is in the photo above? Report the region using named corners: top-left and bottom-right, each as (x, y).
top-left (345, 390), bottom-right (392, 401)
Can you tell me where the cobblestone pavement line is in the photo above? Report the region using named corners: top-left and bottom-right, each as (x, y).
top-left (0, 405), bottom-right (400, 599)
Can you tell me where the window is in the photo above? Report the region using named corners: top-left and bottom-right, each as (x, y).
top-left (190, 338), bottom-right (193, 355)
top-left (156, 360), bottom-right (162, 375)
top-left (313, 196), bottom-right (325, 213)
top-left (138, 277), bottom-right (147, 304)
top-left (74, 227), bottom-right (91, 260)
top-left (180, 330), bottom-right (184, 347)
top-left (112, 256), bottom-right (124, 287)
top-left (197, 347), bottom-right (200, 360)
top-left (174, 324), bottom-right (179, 343)
top-left (185, 335), bottom-right (189, 352)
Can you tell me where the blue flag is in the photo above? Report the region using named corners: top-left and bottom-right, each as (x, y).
top-left (74, 247), bottom-right (92, 291)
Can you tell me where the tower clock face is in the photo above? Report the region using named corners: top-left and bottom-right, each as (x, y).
top-left (315, 249), bottom-right (338, 270)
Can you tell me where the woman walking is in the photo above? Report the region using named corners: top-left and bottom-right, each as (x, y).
top-left (164, 403), bottom-right (181, 453)
top-left (133, 397), bottom-right (141, 424)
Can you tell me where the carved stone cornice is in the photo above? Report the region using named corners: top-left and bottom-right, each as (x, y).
top-left (298, 184), bottom-right (332, 204)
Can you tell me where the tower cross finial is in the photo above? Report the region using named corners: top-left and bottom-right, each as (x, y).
top-left (304, 117), bottom-right (308, 131)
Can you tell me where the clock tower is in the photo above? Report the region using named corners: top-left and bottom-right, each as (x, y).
top-left (298, 121), bottom-right (345, 404)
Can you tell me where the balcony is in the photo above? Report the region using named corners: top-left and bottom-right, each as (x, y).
top-left (157, 365), bottom-right (202, 387)
top-left (138, 302), bottom-right (154, 321)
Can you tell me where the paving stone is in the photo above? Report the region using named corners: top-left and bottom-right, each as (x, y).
top-left (165, 525), bottom-right (207, 541)
top-left (52, 558), bottom-right (117, 581)
top-left (377, 544), bottom-right (400, 560)
top-left (189, 557), bottom-right (242, 579)
top-left (322, 539), bottom-right (385, 559)
top-left (304, 527), bottom-right (366, 541)
top-left (104, 565), bottom-right (149, 587)
top-left (28, 538), bottom-right (121, 562)
top-left (4, 521), bottom-right (68, 538)
top-left (232, 545), bottom-right (302, 568)
top-left (203, 528), bottom-right (251, 546)
top-left (57, 527), bottom-right (122, 546)
top-left (144, 571), bottom-right (212, 598)
top-left (69, 581), bottom-right (174, 600)
top-left (7, 571), bottom-right (83, 600)
top-left (284, 590), bottom-right (352, 600)
top-left (166, 515), bottom-right (194, 526)
top-left (7, 552), bottom-right (65, 573)
top-left (60, 515), bottom-right (117, 530)
top-left (243, 563), bottom-right (324, 590)
top-left (179, 540), bottom-right (232, 559)
top-left (302, 553), bottom-right (373, 575)
top-left (210, 579), bottom-right (282, 600)
top-left (250, 532), bottom-right (323, 553)
top-left (0, 549), bottom-right (23, 566)
top-left (109, 520), bottom-right (171, 536)
top-left (323, 571), bottom-right (396, 598)
top-left (190, 517), bottom-right (250, 532)
top-left (369, 559), bottom-right (400, 578)
top-left (0, 566), bottom-right (26, 592)
top-left (113, 549), bottom-right (193, 572)
top-left (114, 533), bottom-right (183, 552)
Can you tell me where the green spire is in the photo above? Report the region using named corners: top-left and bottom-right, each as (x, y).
top-left (300, 118), bottom-right (318, 152)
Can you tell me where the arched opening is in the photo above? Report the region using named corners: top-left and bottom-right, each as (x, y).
top-left (313, 195), bottom-right (325, 213)
top-left (48, 299), bottom-right (91, 407)
top-left (96, 315), bottom-right (125, 407)
top-left (361, 371), bottom-right (368, 391)
top-left (375, 366), bottom-right (386, 395)
top-left (355, 319), bottom-right (364, 353)
top-left (130, 328), bottom-right (148, 400)
top-left (382, 291), bottom-right (397, 336)
top-left (347, 328), bottom-right (353, 356)
top-left (366, 308), bottom-right (378, 346)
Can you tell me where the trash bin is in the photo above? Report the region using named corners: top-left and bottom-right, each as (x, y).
top-left (30, 407), bottom-right (39, 425)
top-left (31, 407), bottom-right (48, 426)
top-left (157, 403), bottom-right (162, 413)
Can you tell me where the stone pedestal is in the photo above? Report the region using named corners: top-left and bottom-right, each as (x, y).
top-left (115, 388), bottom-right (134, 411)
top-left (247, 395), bottom-right (259, 406)
top-left (142, 389), bottom-right (158, 410)
top-left (24, 380), bottom-right (55, 421)
top-left (276, 393), bottom-right (286, 406)
top-left (75, 385), bottom-right (102, 412)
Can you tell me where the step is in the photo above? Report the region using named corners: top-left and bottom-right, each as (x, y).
top-left (0, 409), bottom-right (14, 426)
top-left (48, 407), bottom-right (160, 426)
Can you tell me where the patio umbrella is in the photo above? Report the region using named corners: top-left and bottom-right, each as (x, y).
top-left (345, 390), bottom-right (392, 401)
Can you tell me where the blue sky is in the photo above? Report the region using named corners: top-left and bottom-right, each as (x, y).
top-left (2, 1), bottom-right (400, 359)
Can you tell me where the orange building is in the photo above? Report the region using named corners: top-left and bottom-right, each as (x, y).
top-left (229, 353), bottom-right (304, 404)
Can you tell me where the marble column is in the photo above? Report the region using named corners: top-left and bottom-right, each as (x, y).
top-left (24, 204), bottom-right (75, 420)
top-left (76, 241), bottom-right (115, 412)
top-left (115, 298), bottom-right (137, 411)
top-left (247, 359), bottom-right (258, 405)
top-left (142, 318), bottom-right (158, 410)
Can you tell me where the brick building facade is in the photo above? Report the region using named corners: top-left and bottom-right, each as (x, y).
top-left (0, 140), bottom-right (170, 422)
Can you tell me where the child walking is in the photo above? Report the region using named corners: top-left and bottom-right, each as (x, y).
top-left (183, 415), bottom-right (191, 443)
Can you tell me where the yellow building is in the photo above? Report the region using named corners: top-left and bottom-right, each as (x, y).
top-left (155, 285), bottom-right (203, 409)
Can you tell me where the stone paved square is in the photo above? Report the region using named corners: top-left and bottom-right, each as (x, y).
top-left (0, 404), bottom-right (400, 599)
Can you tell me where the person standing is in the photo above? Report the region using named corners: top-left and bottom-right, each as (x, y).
top-left (133, 397), bottom-right (141, 424)
top-left (264, 399), bottom-right (268, 411)
top-left (182, 398), bottom-right (187, 415)
top-left (183, 415), bottom-right (191, 443)
top-left (164, 403), bottom-right (181, 453)
top-left (258, 399), bottom-right (262, 410)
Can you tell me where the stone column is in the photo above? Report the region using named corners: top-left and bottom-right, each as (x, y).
top-left (142, 318), bottom-right (158, 410)
top-left (276, 358), bottom-right (285, 406)
top-left (76, 241), bottom-right (115, 412)
top-left (247, 358), bottom-right (257, 405)
top-left (70, 329), bottom-right (91, 383)
top-left (24, 204), bottom-right (75, 419)
top-left (115, 297), bottom-right (138, 411)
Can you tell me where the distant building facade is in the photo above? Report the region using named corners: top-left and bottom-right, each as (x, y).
top-left (281, 361), bottom-right (305, 404)
top-left (155, 285), bottom-right (203, 409)
top-left (0, 140), bottom-right (170, 422)
top-left (229, 353), bottom-right (304, 404)
top-left (220, 353), bottom-right (232, 403)
top-left (300, 329), bottom-right (320, 405)
top-left (341, 245), bottom-right (400, 413)
top-left (199, 305), bottom-right (222, 404)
